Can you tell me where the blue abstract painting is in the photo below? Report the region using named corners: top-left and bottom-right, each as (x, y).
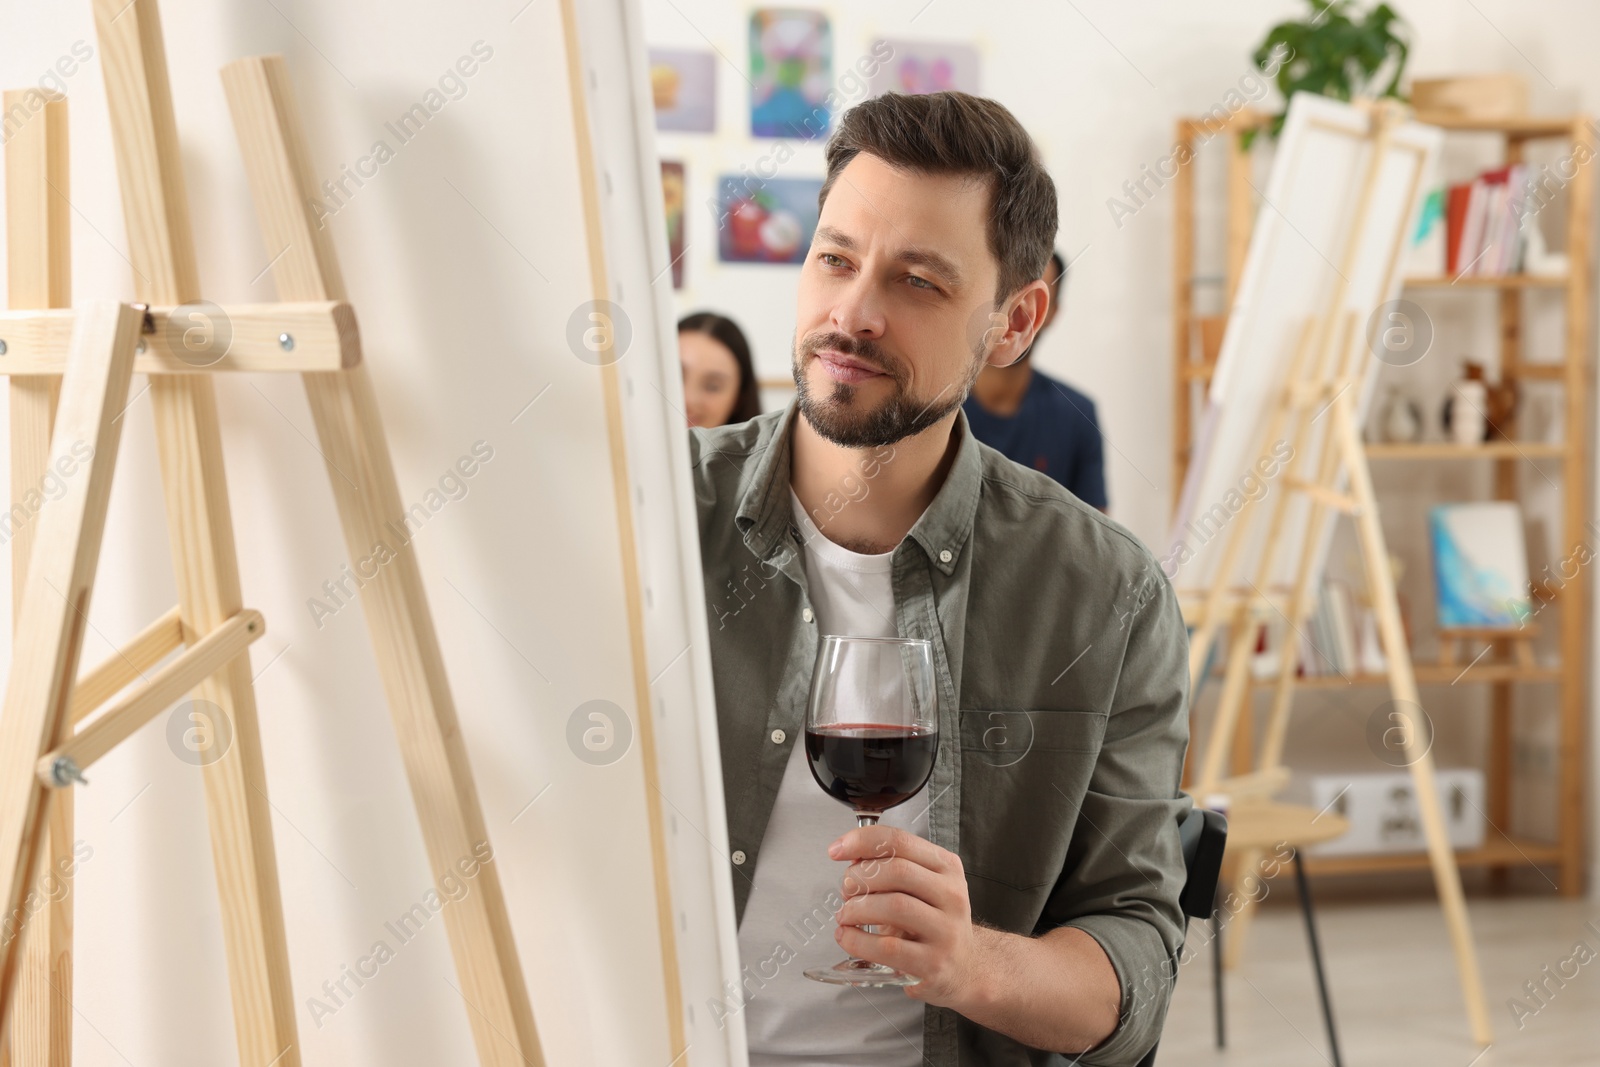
top-left (1429, 503), bottom-right (1531, 628)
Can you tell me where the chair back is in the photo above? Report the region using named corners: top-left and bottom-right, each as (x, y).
top-left (1133, 804), bottom-right (1229, 1067)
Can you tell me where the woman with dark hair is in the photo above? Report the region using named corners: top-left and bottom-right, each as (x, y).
top-left (678, 311), bottom-right (761, 428)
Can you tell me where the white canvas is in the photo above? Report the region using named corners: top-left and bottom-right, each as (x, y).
top-left (574, 0), bottom-right (748, 1063)
top-left (1168, 93), bottom-right (1442, 598)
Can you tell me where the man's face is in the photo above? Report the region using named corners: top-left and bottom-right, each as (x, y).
top-left (791, 153), bottom-right (1033, 448)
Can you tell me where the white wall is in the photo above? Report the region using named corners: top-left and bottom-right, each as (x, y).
top-left (1, 1), bottom-right (674, 1064)
top-left (3, 2), bottom-right (1600, 1065)
top-left (645, 0), bottom-right (1600, 896)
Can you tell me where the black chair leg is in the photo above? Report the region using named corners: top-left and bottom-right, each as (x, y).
top-left (1293, 849), bottom-right (1343, 1067)
top-left (1212, 908), bottom-right (1225, 1049)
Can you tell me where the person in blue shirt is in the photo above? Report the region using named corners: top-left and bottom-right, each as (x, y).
top-left (962, 250), bottom-right (1108, 511)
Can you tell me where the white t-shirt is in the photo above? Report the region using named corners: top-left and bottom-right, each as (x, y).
top-left (735, 488), bottom-right (928, 1065)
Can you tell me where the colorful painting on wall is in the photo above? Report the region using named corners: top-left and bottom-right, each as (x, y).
top-left (715, 175), bottom-right (820, 264)
top-left (749, 9), bottom-right (832, 139)
top-left (660, 161), bottom-right (686, 288)
top-left (650, 48), bottom-right (716, 133)
top-left (1428, 502), bottom-right (1532, 628)
top-left (867, 39), bottom-right (980, 97)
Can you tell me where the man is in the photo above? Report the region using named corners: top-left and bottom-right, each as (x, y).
top-left (962, 250), bottom-right (1110, 511)
top-left (690, 90), bottom-right (1189, 1066)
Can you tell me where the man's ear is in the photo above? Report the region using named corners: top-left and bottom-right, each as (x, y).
top-left (983, 279), bottom-right (1050, 369)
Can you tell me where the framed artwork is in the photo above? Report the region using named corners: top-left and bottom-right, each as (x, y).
top-left (1429, 502), bottom-right (1532, 628)
top-left (867, 38), bottom-right (979, 96)
top-left (661, 160), bottom-right (686, 288)
top-left (749, 8), bottom-right (832, 139)
top-left (649, 48), bottom-right (716, 132)
top-left (715, 175), bottom-right (820, 264)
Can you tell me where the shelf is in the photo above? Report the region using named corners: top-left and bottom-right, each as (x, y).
top-left (1292, 835), bottom-right (1562, 878)
top-left (1280, 663), bottom-right (1562, 687)
top-left (1404, 273), bottom-right (1569, 288)
top-left (1412, 112), bottom-right (1582, 138)
top-left (1172, 108), bottom-right (1591, 895)
top-left (1364, 441), bottom-right (1564, 459)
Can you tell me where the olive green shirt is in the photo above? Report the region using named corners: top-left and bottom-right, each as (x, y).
top-left (689, 398), bottom-right (1192, 1066)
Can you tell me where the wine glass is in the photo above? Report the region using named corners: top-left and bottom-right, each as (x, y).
top-left (802, 635), bottom-right (939, 987)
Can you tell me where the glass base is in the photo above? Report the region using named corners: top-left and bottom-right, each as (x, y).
top-left (804, 957), bottom-right (920, 987)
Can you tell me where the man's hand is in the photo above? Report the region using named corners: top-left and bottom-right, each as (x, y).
top-left (828, 824), bottom-right (1123, 1055)
top-left (827, 824), bottom-right (996, 1013)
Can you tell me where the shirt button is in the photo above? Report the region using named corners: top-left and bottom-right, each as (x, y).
top-left (771, 729), bottom-right (787, 744)
top-left (939, 549), bottom-right (953, 563)
top-left (802, 607), bottom-right (814, 623)
top-left (731, 850), bottom-right (747, 865)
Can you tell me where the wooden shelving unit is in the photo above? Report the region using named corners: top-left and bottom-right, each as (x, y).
top-left (1173, 105), bottom-right (1594, 896)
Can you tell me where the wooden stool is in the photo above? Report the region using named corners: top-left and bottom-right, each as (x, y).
top-left (1214, 800), bottom-right (1349, 1067)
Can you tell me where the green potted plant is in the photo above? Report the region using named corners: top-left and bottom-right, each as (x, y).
top-left (1245, 0), bottom-right (1412, 147)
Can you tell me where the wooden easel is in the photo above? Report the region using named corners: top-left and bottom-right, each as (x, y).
top-left (1179, 101), bottom-right (1494, 1045)
top-left (0, 2), bottom-right (543, 1065)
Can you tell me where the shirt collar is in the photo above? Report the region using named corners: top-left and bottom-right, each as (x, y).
top-left (735, 396), bottom-right (982, 577)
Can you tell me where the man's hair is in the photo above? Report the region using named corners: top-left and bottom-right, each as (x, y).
top-left (819, 91), bottom-right (1059, 308)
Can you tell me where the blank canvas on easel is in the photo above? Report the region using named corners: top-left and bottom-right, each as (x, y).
top-left (1169, 93), bottom-right (1441, 595)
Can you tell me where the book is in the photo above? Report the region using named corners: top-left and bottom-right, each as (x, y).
top-left (1326, 581), bottom-right (1357, 676)
top-left (1357, 607), bottom-right (1388, 674)
top-left (1445, 181), bottom-right (1472, 274)
top-left (1457, 178), bottom-right (1489, 275)
top-left (1499, 163), bottom-right (1529, 274)
top-left (1442, 164), bottom-right (1534, 277)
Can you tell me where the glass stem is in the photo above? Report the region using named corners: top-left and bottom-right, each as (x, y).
top-left (852, 812), bottom-right (881, 943)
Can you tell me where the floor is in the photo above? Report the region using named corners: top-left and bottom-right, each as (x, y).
top-left (1158, 895), bottom-right (1600, 1066)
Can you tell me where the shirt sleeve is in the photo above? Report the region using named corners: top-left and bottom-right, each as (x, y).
top-left (1038, 566), bottom-right (1191, 1065)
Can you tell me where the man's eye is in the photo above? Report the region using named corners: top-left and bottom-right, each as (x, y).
top-left (907, 275), bottom-right (936, 291)
top-left (819, 253), bottom-right (846, 268)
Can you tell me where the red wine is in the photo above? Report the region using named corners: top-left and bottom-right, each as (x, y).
top-left (805, 723), bottom-right (937, 814)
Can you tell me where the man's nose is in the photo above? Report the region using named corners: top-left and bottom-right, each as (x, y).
top-left (829, 277), bottom-right (886, 339)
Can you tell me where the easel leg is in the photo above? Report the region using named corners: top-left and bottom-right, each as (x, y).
top-left (221, 56), bottom-right (544, 1067)
top-left (303, 368), bottom-right (544, 1066)
top-left (151, 350), bottom-right (303, 1067)
top-left (0, 303), bottom-right (140, 1045)
top-left (4, 88), bottom-right (74, 1067)
top-left (1194, 608), bottom-right (1258, 794)
top-left (92, 2), bottom-right (301, 1062)
top-left (1224, 359), bottom-right (1346, 972)
top-left (1334, 396), bottom-right (1493, 1045)
top-left (1220, 846), bottom-right (1260, 971)
top-left (8, 371), bottom-right (77, 1064)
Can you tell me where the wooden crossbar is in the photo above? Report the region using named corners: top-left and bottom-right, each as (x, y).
top-left (1284, 478), bottom-right (1361, 514)
top-left (38, 609), bottom-right (264, 787)
top-left (67, 605), bottom-right (185, 725)
top-left (0, 301), bottom-right (360, 374)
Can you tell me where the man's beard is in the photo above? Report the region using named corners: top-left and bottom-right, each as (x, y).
top-left (791, 330), bottom-right (984, 448)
